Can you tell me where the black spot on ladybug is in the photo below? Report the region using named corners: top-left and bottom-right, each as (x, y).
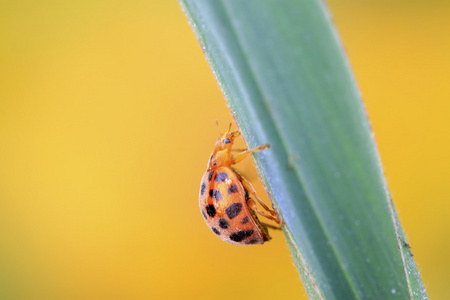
top-left (215, 172), bottom-right (228, 182)
top-left (218, 218), bottom-right (229, 229)
top-left (200, 182), bottom-right (206, 196)
top-left (229, 230), bottom-right (254, 242)
top-left (209, 189), bottom-right (222, 201)
top-left (205, 204), bottom-right (216, 218)
top-left (211, 227), bottom-right (221, 235)
top-left (208, 171), bottom-right (214, 182)
top-left (214, 190), bottom-right (223, 200)
top-left (246, 239), bottom-right (259, 245)
top-left (225, 203), bottom-right (242, 219)
top-left (241, 216), bottom-right (249, 224)
top-left (223, 138), bottom-right (231, 144)
top-left (228, 184), bottom-right (238, 194)
top-left (202, 210), bottom-right (207, 220)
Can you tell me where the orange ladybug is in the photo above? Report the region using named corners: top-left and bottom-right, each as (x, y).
top-left (199, 123), bottom-right (281, 245)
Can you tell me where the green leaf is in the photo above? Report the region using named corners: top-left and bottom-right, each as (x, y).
top-left (179, 1), bottom-right (427, 299)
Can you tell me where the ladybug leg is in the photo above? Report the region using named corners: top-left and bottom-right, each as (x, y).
top-left (239, 176), bottom-right (282, 225)
top-left (246, 198), bottom-right (282, 224)
top-left (260, 222), bottom-right (283, 230)
top-left (232, 144), bottom-right (270, 164)
top-left (240, 175), bottom-right (276, 214)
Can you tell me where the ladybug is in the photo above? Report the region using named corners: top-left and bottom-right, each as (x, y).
top-left (199, 123), bottom-right (282, 245)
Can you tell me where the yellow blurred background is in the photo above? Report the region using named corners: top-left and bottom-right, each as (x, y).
top-left (0, 1), bottom-right (448, 299)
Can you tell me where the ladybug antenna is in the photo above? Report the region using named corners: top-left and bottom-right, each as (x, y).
top-left (215, 120), bottom-right (222, 136)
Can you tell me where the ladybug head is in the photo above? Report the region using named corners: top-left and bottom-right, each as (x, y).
top-left (208, 122), bottom-right (240, 169)
top-left (215, 122), bottom-right (240, 150)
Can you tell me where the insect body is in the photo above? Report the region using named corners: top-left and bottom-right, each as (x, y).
top-left (199, 124), bottom-right (281, 245)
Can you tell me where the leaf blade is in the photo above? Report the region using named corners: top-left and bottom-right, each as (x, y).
top-left (180, 1), bottom-right (427, 299)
